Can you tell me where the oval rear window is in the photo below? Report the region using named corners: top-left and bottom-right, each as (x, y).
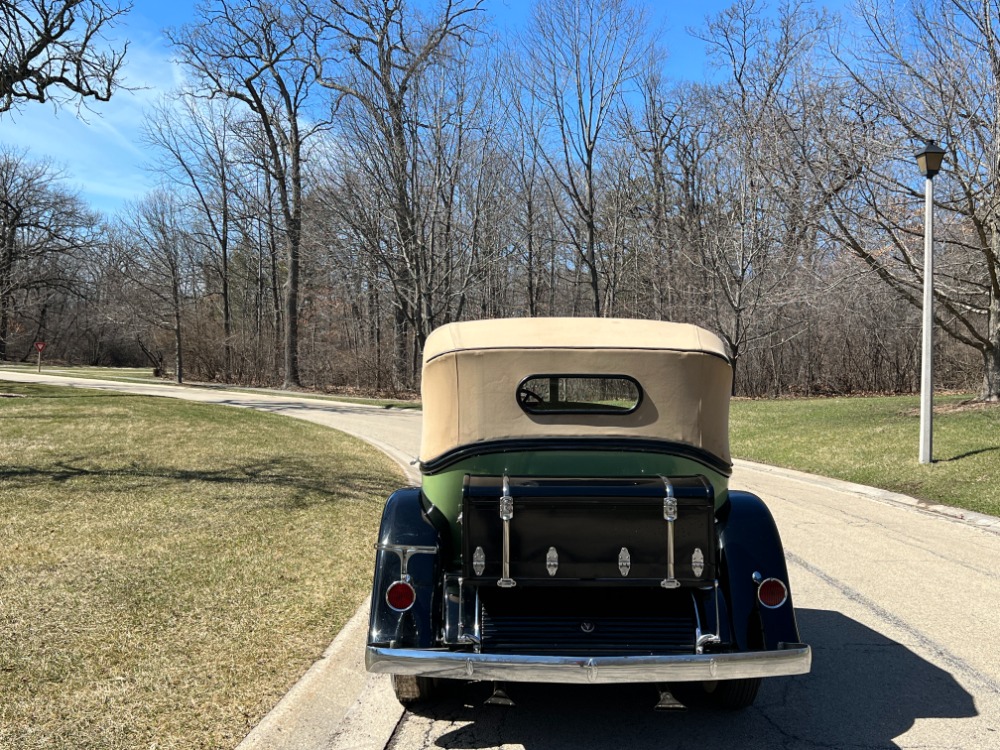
top-left (516, 375), bottom-right (642, 414)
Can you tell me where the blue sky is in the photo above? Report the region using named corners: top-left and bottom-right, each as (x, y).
top-left (0, 0), bottom-right (848, 216)
top-left (0, 1), bottom-right (197, 214)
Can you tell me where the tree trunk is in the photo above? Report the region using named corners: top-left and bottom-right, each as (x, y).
top-left (981, 346), bottom-right (1000, 402)
top-left (393, 306), bottom-right (407, 392)
top-left (981, 279), bottom-right (1000, 401)
top-left (267, 212), bottom-right (282, 384)
top-left (526, 195), bottom-right (537, 317)
top-left (27, 304), bottom-right (47, 363)
top-left (587, 222), bottom-right (601, 317)
top-left (282, 214), bottom-right (301, 389)
top-left (221, 200), bottom-right (232, 383)
top-left (172, 274), bottom-right (184, 384)
top-left (986, 234), bottom-right (1000, 401)
top-left (0, 216), bottom-right (15, 361)
top-left (0, 290), bottom-right (9, 361)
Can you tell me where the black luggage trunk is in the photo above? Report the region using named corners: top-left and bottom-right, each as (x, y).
top-left (461, 475), bottom-right (716, 587)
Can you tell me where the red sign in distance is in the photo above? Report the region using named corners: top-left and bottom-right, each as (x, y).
top-left (34, 341), bottom-right (46, 353)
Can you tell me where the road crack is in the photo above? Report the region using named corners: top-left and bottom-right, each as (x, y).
top-left (787, 551), bottom-right (1000, 696)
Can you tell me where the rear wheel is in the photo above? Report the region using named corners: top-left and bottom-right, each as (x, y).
top-left (668, 677), bottom-right (761, 710)
top-left (391, 675), bottom-right (436, 707)
top-left (702, 677), bottom-right (762, 709)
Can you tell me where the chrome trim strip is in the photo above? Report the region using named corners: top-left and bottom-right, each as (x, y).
top-left (691, 587), bottom-right (721, 655)
top-left (455, 575), bottom-right (464, 642)
top-left (378, 543), bottom-right (438, 578)
top-left (713, 579), bottom-right (721, 635)
top-left (377, 544), bottom-right (438, 556)
top-left (472, 586), bottom-right (481, 646)
top-left (366, 644), bottom-right (812, 684)
top-left (691, 590), bottom-right (703, 653)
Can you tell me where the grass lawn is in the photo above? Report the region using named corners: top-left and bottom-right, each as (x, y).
top-left (0, 383), bottom-right (403, 750)
top-left (730, 393), bottom-right (1000, 517)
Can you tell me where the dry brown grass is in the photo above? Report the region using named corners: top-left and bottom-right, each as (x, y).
top-left (0, 383), bottom-right (402, 749)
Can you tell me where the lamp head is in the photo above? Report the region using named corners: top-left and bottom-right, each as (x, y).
top-left (915, 139), bottom-right (946, 178)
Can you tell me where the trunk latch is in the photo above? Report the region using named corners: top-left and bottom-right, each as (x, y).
top-left (660, 476), bottom-right (680, 589)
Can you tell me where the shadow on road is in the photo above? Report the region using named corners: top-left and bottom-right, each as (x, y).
top-left (406, 609), bottom-right (975, 750)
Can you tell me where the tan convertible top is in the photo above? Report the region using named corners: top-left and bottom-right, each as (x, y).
top-left (420, 318), bottom-right (733, 466)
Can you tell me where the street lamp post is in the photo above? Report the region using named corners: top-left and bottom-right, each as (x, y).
top-left (914, 139), bottom-right (946, 465)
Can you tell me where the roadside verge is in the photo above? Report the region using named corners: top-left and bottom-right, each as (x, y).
top-left (236, 600), bottom-right (403, 750)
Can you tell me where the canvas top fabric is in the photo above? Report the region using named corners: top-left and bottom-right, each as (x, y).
top-left (420, 318), bottom-right (733, 466)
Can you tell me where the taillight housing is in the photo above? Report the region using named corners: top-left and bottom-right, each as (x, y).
top-left (386, 580), bottom-right (416, 612)
top-left (757, 577), bottom-right (788, 609)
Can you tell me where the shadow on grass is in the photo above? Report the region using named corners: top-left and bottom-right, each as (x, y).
top-left (218, 396), bottom-right (407, 417)
top-left (0, 457), bottom-right (396, 509)
top-left (943, 445), bottom-right (1000, 462)
top-left (0, 390), bottom-right (125, 403)
top-left (403, 609), bottom-right (976, 750)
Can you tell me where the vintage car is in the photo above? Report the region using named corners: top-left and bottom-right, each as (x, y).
top-left (365, 318), bottom-right (810, 709)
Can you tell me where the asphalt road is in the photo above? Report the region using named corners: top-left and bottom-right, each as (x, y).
top-left (4, 371), bottom-right (999, 750)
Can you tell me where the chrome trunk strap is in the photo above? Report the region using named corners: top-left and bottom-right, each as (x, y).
top-left (660, 476), bottom-right (680, 589)
top-left (498, 474), bottom-right (516, 588)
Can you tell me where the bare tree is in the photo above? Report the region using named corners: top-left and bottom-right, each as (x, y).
top-left (114, 191), bottom-right (197, 383)
top-left (827, 0), bottom-right (1000, 401)
top-left (306, 0), bottom-right (484, 383)
top-left (522, 0), bottom-right (649, 317)
top-left (681, 0), bottom-right (834, 386)
top-left (0, 146), bottom-right (98, 360)
top-left (230, 118), bottom-right (287, 382)
top-left (500, 47), bottom-right (564, 318)
top-left (170, 0), bottom-right (325, 388)
top-left (0, 0), bottom-right (129, 114)
top-left (143, 94), bottom-right (242, 381)
top-left (616, 53), bottom-right (680, 321)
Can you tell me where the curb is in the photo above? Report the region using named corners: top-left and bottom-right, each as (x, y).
top-left (236, 599), bottom-right (388, 750)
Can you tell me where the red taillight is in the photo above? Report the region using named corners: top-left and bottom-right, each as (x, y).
top-left (757, 577), bottom-right (788, 609)
top-left (386, 580), bottom-right (416, 612)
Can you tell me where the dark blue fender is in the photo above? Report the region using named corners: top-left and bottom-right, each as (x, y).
top-left (368, 488), bottom-right (443, 649)
top-left (717, 491), bottom-right (801, 651)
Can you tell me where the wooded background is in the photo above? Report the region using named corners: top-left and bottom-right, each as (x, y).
top-left (2, 0), bottom-right (998, 400)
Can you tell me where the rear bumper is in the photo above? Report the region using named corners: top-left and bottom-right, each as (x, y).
top-left (366, 642), bottom-right (811, 684)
